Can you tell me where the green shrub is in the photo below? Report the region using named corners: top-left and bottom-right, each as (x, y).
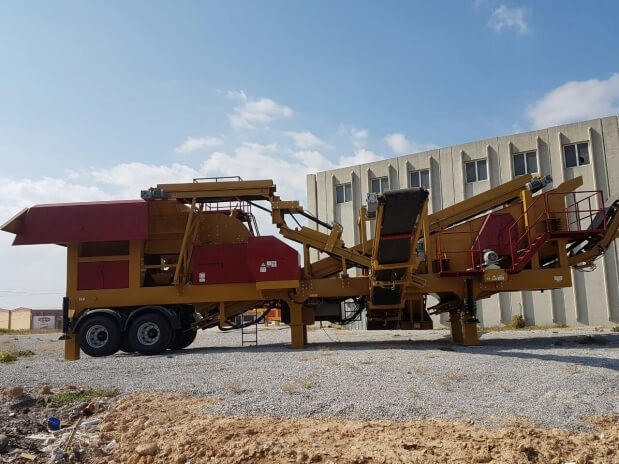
top-left (50, 388), bottom-right (120, 406)
top-left (0, 349), bottom-right (34, 363)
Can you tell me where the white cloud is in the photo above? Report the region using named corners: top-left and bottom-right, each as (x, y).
top-left (384, 133), bottom-right (438, 155)
top-left (0, 177), bottom-right (109, 218)
top-left (527, 74), bottom-right (619, 129)
top-left (488, 5), bottom-right (528, 34)
top-left (85, 162), bottom-right (201, 198)
top-left (228, 91), bottom-right (293, 129)
top-left (227, 90), bottom-right (248, 101)
top-left (174, 136), bottom-right (223, 155)
top-left (339, 125), bottom-right (368, 149)
top-left (293, 150), bottom-right (335, 173)
top-left (340, 149), bottom-right (383, 167)
top-left (283, 131), bottom-right (332, 149)
top-left (201, 143), bottom-right (304, 198)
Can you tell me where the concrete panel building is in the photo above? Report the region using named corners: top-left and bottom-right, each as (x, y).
top-left (307, 116), bottom-right (619, 328)
top-left (0, 308), bottom-right (63, 331)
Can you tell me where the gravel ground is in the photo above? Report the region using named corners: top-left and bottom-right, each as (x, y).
top-left (1, 326), bottom-right (618, 431)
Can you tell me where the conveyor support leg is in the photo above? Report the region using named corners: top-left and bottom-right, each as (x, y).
top-left (290, 303), bottom-right (308, 349)
top-left (462, 317), bottom-right (481, 346)
top-left (449, 311), bottom-right (463, 344)
top-left (64, 336), bottom-right (80, 360)
top-left (449, 311), bottom-right (480, 346)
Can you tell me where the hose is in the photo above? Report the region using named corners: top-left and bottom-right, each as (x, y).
top-left (332, 297), bottom-right (366, 326)
top-left (217, 302), bottom-right (277, 331)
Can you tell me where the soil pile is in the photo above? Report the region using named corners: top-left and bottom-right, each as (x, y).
top-left (2, 388), bottom-right (618, 463)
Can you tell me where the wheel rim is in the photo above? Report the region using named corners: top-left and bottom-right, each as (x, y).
top-left (136, 322), bottom-right (161, 346)
top-left (85, 325), bottom-right (109, 349)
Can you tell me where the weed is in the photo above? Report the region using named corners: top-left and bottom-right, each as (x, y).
top-left (0, 349), bottom-right (34, 363)
top-left (50, 388), bottom-right (119, 406)
top-left (281, 383), bottom-right (297, 394)
top-left (225, 381), bottom-right (244, 394)
top-left (493, 381), bottom-right (513, 392)
top-left (610, 325), bottom-right (619, 333)
top-left (0, 328), bottom-right (27, 335)
top-left (344, 362), bottom-right (359, 371)
top-left (445, 372), bottom-right (465, 382)
top-left (408, 387), bottom-right (421, 399)
top-left (578, 335), bottom-right (607, 346)
top-left (438, 372), bottom-right (465, 391)
top-left (508, 315), bottom-right (526, 329)
top-left (566, 364), bottom-right (584, 374)
top-left (411, 365), bottom-right (429, 375)
top-left (481, 322), bottom-right (568, 332)
top-left (0, 351), bottom-right (17, 363)
top-left (281, 373), bottom-right (320, 394)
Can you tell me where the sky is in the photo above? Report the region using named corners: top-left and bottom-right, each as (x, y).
top-left (1, 0), bottom-right (619, 308)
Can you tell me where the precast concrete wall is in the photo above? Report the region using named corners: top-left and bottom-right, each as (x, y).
top-left (308, 116), bottom-right (619, 328)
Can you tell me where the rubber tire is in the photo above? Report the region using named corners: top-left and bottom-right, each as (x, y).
top-left (169, 329), bottom-right (197, 350)
top-left (77, 315), bottom-right (122, 357)
top-left (119, 340), bottom-right (135, 353)
top-left (128, 313), bottom-right (172, 355)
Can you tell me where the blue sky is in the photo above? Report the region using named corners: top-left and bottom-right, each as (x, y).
top-left (1, 0), bottom-right (619, 308)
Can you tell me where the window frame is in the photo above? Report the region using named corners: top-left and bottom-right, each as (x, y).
top-left (512, 150), bottom-right (538, 176)
top-left (335, 182), bottom-right (352, 204)
top-left (464, 159), bottom-right (488, 183)
top-left (370, 176), bottom-right (389, 194)
top-left (409, 169), bottom-right (430, 190)
top-left (563, 142), bottom-right (590, 168)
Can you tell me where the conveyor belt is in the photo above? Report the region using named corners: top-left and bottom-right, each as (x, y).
top-left (371, 188), bottom-right (429, 307)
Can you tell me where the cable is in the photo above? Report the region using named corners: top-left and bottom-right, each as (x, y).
top-left (332, 297), bottom-right (366, 326)
top-left (217, 302), bottom-right (277, 331)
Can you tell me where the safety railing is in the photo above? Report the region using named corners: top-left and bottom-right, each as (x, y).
top-left (435, 190), bottom-right (607, 274)
top-left (434, 228), bottom-right (484, 275)
top-left (505, 190), bottom-right (605, 271)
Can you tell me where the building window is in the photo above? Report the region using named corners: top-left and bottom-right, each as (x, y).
top-left (370, 176), bottom-right (389, 194)
top-left (409, 169), bottom-right (430, 189)
top-left (465, 159), bottom-right (487, 183)
top-left (335, 183), bottom-right (352, 204)
top-left (513, 151), bottom-right (538, 176)
top-left (563, 142), bottom-right (590, 168)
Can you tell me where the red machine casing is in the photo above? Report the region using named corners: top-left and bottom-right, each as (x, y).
top-left (192, 236), bottom-right (299, 285)
top-left (77, 261), bottom-right (130, 290)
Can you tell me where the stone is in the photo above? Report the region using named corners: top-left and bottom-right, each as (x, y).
top-left (0, 434), bottom-right (9, 452)
top-left (8, 386), bottom-right (23, 398)
top-left (136, 442), bottom-right (159, 456)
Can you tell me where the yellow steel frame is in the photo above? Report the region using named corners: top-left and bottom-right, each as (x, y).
top-left (5, 174), bottom-right (615, 358)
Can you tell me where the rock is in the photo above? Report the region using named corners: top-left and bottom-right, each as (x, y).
top-left (8, 386), bottom-right (24, 398)
top-left (474, 453), bottom-right (493, 463)
top-left (136, 442), bottom-right (159, 456)
top-left (0, 434), bottom-right (9, 452)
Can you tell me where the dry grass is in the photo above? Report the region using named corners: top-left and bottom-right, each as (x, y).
top-left (225, 381), bottom-right (245, 394)
top-left (437, 372), bottom-right (465, 391)
top-left (282, 373), bottom-right (320, 394)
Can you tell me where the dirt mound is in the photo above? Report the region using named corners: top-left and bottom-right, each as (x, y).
top-left (92, 393), bottom-right (618, 464)
top-left (1, 388), bottom-right (617, 463)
